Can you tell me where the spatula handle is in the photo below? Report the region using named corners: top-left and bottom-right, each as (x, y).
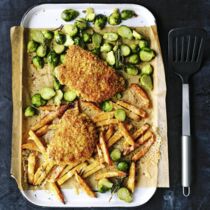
top-left (182, 84), bottom-right (191, 196)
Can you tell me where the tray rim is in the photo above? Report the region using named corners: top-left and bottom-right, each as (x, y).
top-left (17, 2), bottom-right (159, 208)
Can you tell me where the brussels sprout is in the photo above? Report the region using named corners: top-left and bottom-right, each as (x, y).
top-left (121, 10), bottom-right (137, 20)
top-left (97, 178), bottom-right (113, 193)
top-left (117, 161), bottom-right (129, 172)
top-left (61, 9), bottom-right (79, 21)
top-left (82, 32), bottom-right (91, 43)
top-left (94, 14), bottom-right (107, 29)
top-left (110, 148), bottom-right (122, 161)
top-left (47, 51), bottom-right (59, 67)
top-left (31, 30), bottom-right (45, 44)
top-left (139, 40), bottom-right (149, 49)
top-left (60, 54), bottom-right (66, 64)
top-left (64, 35), bottom-right (74, 47)
top-left (120, 44), bottom-right (131, 56)
top-left (53, 76), bottom-right (62, 90)
top-left (54, 90), bottom-right (63, 105)
top-left (42, 30), bottom-right (53, 40)
top-left (103, 32), bottom-right (119, 42)
top-left (24, 106), bottom-right (36, 117)
top-left (63, 25), bottom-right (78, 37)
top-left (40, 87), bottom-right (56, 100)
top-left (73, 36), bottom-right (85, 48)
top-left (106, 51), bottom-right (115, 66)
top-left (75, 18), bottom-right (88, 30)
top-left (117, 26), bottom-right (133, 40)
top-left (54, 31), bottom-right (66, 45)
top-left (127, 54), bottom-right (139, 64)
top-left (85, 7), bottom-right (96, 22)
top-left (117, 187), bottom-right (133, 203)
top-left (132, 30), bottom-right (143, 40)
top-left (91, 48), bottom-right (100, 56)
top-left (36, 45), bottom-right (47, 57)
top-left (101, 100), bottom-right (113, 112)
top-left (108, 8), bottom-right (121, 25)
top-left (92, 33), bottom-right (103, 49)
top-left (139, 48), bottom-right (155, 62)
top-left (141, 63), bottom-right (153, 74)
top-left (64, 90), bottom-right (77, 102)
top-left (32, 56), bottom-right (44, 69)
top-left (27, 40), bottom-right (38, 53)
top-left (130, 43), bottom-right (139, 53)
top-left (100, 43), bottom-right (113, 52)
top-left (140, 74), bottom-right (153, 90)
top-left (31, 93), bottom-right (46, 107)
top-left (114, 109), bottom-right (126, 121)
top-left (126, 65), bottom-right (139, 76)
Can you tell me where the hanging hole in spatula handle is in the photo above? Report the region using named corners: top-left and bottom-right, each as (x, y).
top-left (183, 186), bottom-right (190, 197)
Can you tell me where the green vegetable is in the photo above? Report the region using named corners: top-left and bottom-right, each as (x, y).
top-left (106, 51), bottom-right (115, 66)
top-left (64, 90), bottom-right (77, 102)
top-left (127, 54), bottom-right (139, 64)
top-left (103, 32), bottom-right (118, 42)
top-left (130, 44), bottom-right (139, 53)
top-left (101, 100), bottom-right (113, 112)
top-left (54, 90), bottom-right (63, 105)
top-left (139, 48), bottom-right (155, 62)
top-left (40, 87), bottom-right (56, 100)
top-left (141, 63), bottom-right (153, 74)
top-left (64, 35), bottom-right (74, 47)
top-left (91, 48), bottom-right (100, 56)
top-left (98, 178), bottom-right (113, 193)
top-left (115, 93), bottom-right (122, 99)
top-left (92, 33), bottom-right (103, 49)
top-left (140, 74), bottom-right (153, 90)
top-left (108, 8), bottom-right (121, 25)
top-left (36, 45), bottom-right (47, 57)
top-left (94, 14), bottom-right (107, 29)
top-left (120, 44), bottom-right (131, 56)
top-left (75, 18), bottom-right (88, 30)
top-left (53, 77), bottom-right (61, 90)
top-left (31, 30), bottom-right (45, 44)
top-left (139, 40), bottom-right (148, 49)
top-left (63, 25), bottom-right (78, 37)
top-left (42, 30), bottom-right (53, 40)
top-left (117, 187), bottom-right (133, 203)
top-left (132, 30), bottom-right (143, 40)
top-left (61, 9), bottom-right (79, 21)
top-left (117, 161), bottom-right (129, 172)
top-left (121, 10), bottom-right (137, 20)
top-left (82, 32), bottom-right (91, 43)
top-left (53, 42), bottom-right (65, 54)
top-left (85, 8), bottom-right (95, 22)
top-left (117, 26), bottom-right (133, 40)
top-left (47, 51), bottom-right (59, 67)
top-left (27, 40), bottom-right (38, 53)
top-left (110, 148), bottom-right (122, 161)
top-left (54, 31), bottom-right (66, 45)
top-left (115, 48), bottom-right (123, 69)
top-left (114, 109), bottom-right (126, 121)
top-left (31, 93), bottom-right (46, 107)
top-left (126, 65), bottom-right (139, 76)
top-left (24, 106), bottom-right (36, 117)
top-left (73, 36), bottom-right (85, 48)
top-left (32, 56), bottom-right (44, 69)
top-left (60, 54), bottom-right (66, 64)
top-left (100, 43), bottom-right (113, 52)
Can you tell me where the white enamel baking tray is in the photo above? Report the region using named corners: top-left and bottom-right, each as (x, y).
top-left (20, 3), bottom-right (157, 207)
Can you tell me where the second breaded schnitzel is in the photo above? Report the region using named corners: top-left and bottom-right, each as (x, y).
top-left (56, 45), bottom-right (125, 103)
top-left (47, 108), bottom-right (97, 164)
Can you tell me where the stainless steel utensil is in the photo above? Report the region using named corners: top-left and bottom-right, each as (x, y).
top-left (168, 27), bottom-right (207, 197)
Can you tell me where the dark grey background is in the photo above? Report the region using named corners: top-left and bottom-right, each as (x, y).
top-left (0, 0), bottom-right (210, 209)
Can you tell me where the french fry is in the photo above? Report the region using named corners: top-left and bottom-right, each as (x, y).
top-left (27, 152), bottom-right (36, 184)
top-left (33, 162), bottom-right (49, 185)
top-left (83, 165), bottom-right (105, 178)
top-left (48, 182), bottom-right (65, 204)
top-left (107, 124), bottom-right (133, 148)
top-left (95, 171), bottom-right (126, 180)
top-left (47, 165), bottom-right (66, 182)
top-left (31, 104), bottom-right (69, 131)
top-left (28, 130), bottom-right (46, 154)
top-left (96, 145), bottom-right (104, 165)
top-left (132, 123), bottom-right (150, 140)
top-left (58, 162), bottom-right (78, 178)
top-left (132, 135), bottom-right (156, 161)
top-left (127, 162), bottom-right (136, 193)
top-left (92, 111), bottom-right (115, 122)
top-left (74, 172), bottom-right (96, 198)
top-left (99, 132), bottom-right (112, 165)
top-left (39, 105), bottom-right (58, 112)
top-left (116, 101), bottom-right (147, 118)
top-left (118, 122), bottom-right (135, 146)
top-left (105, 126), bottom-right (115, 141)
top-left (130, 83), bottom-right (151, 108)
top-left (22, 141), bottom-right (40, 152)
top-left (35, 125), bottom-right (49, 137)
top-left (35, 162), bottom-right (54, 185)
top-left (80, 100), bottom-right (101, 113)
top-left (96, 119), bottom-right (119, 127)
top-left (57, 162), bottom-right (87, 186)
top-left (81, 161), bottom-right (100, 175)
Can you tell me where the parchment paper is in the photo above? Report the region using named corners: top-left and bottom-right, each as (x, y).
top-left (10, 25), bottom-right (169, 190)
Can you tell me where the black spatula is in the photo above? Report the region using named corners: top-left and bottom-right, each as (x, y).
top-left (168, 28), bottom-right (207, 196)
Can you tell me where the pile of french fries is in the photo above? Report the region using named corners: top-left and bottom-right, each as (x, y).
top-left (22, 84), bottom-right (156, 203)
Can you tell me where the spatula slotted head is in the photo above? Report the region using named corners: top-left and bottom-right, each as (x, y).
top-left (168, 28), bottom-right (207, 83)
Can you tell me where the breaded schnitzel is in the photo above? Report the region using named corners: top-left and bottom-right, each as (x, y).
top-left (47, 108), bottom-right (97, 164)
top-left (56, 45), bottom-right (125, 103)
